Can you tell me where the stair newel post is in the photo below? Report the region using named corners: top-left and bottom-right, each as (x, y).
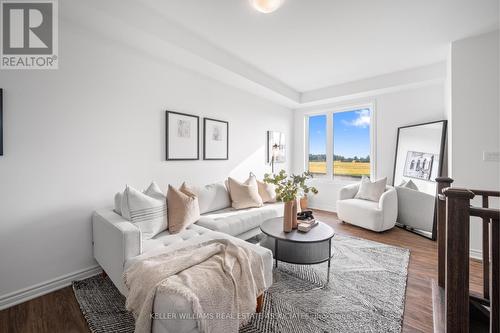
top-left (443, 187), bottom-right (474, 333)
top-left (491, 217), bottom-right (500, 333)
top-left (436, 177), bottom-right (453, 289)
top-left (482, 195), bottom-right (490, 301)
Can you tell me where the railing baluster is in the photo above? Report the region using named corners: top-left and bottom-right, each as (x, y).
top-left (491, 218), bottom-right (499, 333)
top-left (443, 188), bottom-right (475, 333)
top-left (436, 177), bottom-right (453, 289)
top-left (482, 195), bottom-right (490, 300)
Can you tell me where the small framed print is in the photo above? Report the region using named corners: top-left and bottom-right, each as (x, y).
top-left (403, 151), bottom-right (435, 181)
top-left (203, 118), bottom-right (228, 160)
top-left (166, 111), bottom-right (199, 160)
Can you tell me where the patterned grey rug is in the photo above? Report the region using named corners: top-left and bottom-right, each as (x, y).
top-left (73, 235), bottom-right (410, 333)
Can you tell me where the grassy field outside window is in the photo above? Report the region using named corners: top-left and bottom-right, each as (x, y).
top-left (308, 161), bottom-right (370, 178)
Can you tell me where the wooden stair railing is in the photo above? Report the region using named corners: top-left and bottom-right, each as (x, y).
top-left (433, 177), bottom-right (500, 333)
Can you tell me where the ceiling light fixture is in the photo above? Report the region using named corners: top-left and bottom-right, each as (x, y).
top-left (250, 0), bottom-right (284, 14)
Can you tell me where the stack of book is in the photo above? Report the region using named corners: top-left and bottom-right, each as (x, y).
top-left (297, 217), bottom-right (318, 232)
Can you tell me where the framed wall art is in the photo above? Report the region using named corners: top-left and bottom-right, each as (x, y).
top-left (267, 131), bottom-right (286, 173)
top-left (203, 117), bottom-right (228, 160)
top-left (267, 131), bottom-right (285, 163)
top-left (166, 111), bottom-right (199, 160)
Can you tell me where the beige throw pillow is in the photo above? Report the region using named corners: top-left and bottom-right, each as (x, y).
top-left (256, 179), bottom-right (277, 203)
top-left (355, 176), bottom-right (387, 202)
top-left (167, 185), bottom-right (200, 234)
top-left (227, 176), bottom-right (263, 209)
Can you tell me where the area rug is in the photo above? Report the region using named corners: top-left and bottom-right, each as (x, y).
top-left (73, 235), bottom-right (410, 333)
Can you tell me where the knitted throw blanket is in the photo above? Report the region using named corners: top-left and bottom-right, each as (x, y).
top-left (123, 239), bottom-right (266, 333)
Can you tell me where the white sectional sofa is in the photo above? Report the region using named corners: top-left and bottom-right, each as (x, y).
top-left (197, 203), bottom-right (283, 239)
top-left (92, 181), bottom-right (283, 333)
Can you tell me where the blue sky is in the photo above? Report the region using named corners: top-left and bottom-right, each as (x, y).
top-left (309, 109), bottom-right (371, 158)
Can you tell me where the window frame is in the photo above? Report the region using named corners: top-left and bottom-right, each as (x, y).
top-left (304, 103), bottom-right (377, 184)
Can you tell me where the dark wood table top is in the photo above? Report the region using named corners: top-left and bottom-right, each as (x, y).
top-left (260, 217), bottom-right (335, 243)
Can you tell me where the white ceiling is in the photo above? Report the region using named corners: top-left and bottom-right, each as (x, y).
top-left (138, 0), bottom-right (499, 92)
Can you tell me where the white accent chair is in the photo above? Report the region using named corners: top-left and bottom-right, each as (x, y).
top-left (336, 184), bottom-right (398, 232)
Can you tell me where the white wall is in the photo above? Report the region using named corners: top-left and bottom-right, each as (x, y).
top-left (0, 19), bottom-right (292, 306)
top-left (449, 30), bottom-right (500, 257)
top-left (293, 83), bottom-right (445, 211)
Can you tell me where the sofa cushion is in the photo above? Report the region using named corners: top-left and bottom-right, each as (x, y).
top-left (196, 203), bottom-right (283, 237)
top-left (181, 181), bottom-right (230, 214)
top-left (142, 223), bottom-right (214, 253)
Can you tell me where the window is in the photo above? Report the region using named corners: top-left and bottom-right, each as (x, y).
top-left (333, 109), bottom-right (371, 181)
top-left (307, 115), bottom-right (327, 174)
top-left (306, 107), bottom-right (373, 181)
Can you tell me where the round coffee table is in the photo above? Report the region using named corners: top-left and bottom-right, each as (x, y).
top-left (260, 217), bottom-right (335, 283)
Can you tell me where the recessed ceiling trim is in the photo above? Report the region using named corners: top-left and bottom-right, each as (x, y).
top-left (63, 0), bottom-right (300, 105)
top-left (62, 0), bottom-right (447, 109)
top-left (300, 62), bottom-right (446, 104)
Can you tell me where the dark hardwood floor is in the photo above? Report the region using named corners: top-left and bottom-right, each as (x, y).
top-left (315, 210), bottom-right (483, 333)
top-left (0, 210), bottom-right (483, 333)
top-left (0, 287), bottom-right (88, 333)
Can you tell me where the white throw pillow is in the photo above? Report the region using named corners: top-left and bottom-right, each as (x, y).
top-left (114, 192), bottom-right (123, 215)
top-left (399, 179), bottom-right (419, 191)
top-left (355, 176), bottom-right (387, 202)
top-left (144, 181), bottom-right (166, 200)
top-left (121, 184), bottom-right (167, 239)
top-left (180, 181), bottom-right (230, 214)
top-left (114, 181), bottom-right (165, 217)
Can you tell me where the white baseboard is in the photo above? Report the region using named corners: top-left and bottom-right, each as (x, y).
top-left (308, 202), bottom-right (336, 213)
top-left (0, 265), bottom-right (102, 311)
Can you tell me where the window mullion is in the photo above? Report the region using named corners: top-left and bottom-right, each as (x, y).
top-left (304, 116), bottom-right (309, 173)
top-left (326, 112), bottom-right (334, 179)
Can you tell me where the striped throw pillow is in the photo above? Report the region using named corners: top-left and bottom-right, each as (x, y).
top-left (121, 185), bottom-right (167, 239)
